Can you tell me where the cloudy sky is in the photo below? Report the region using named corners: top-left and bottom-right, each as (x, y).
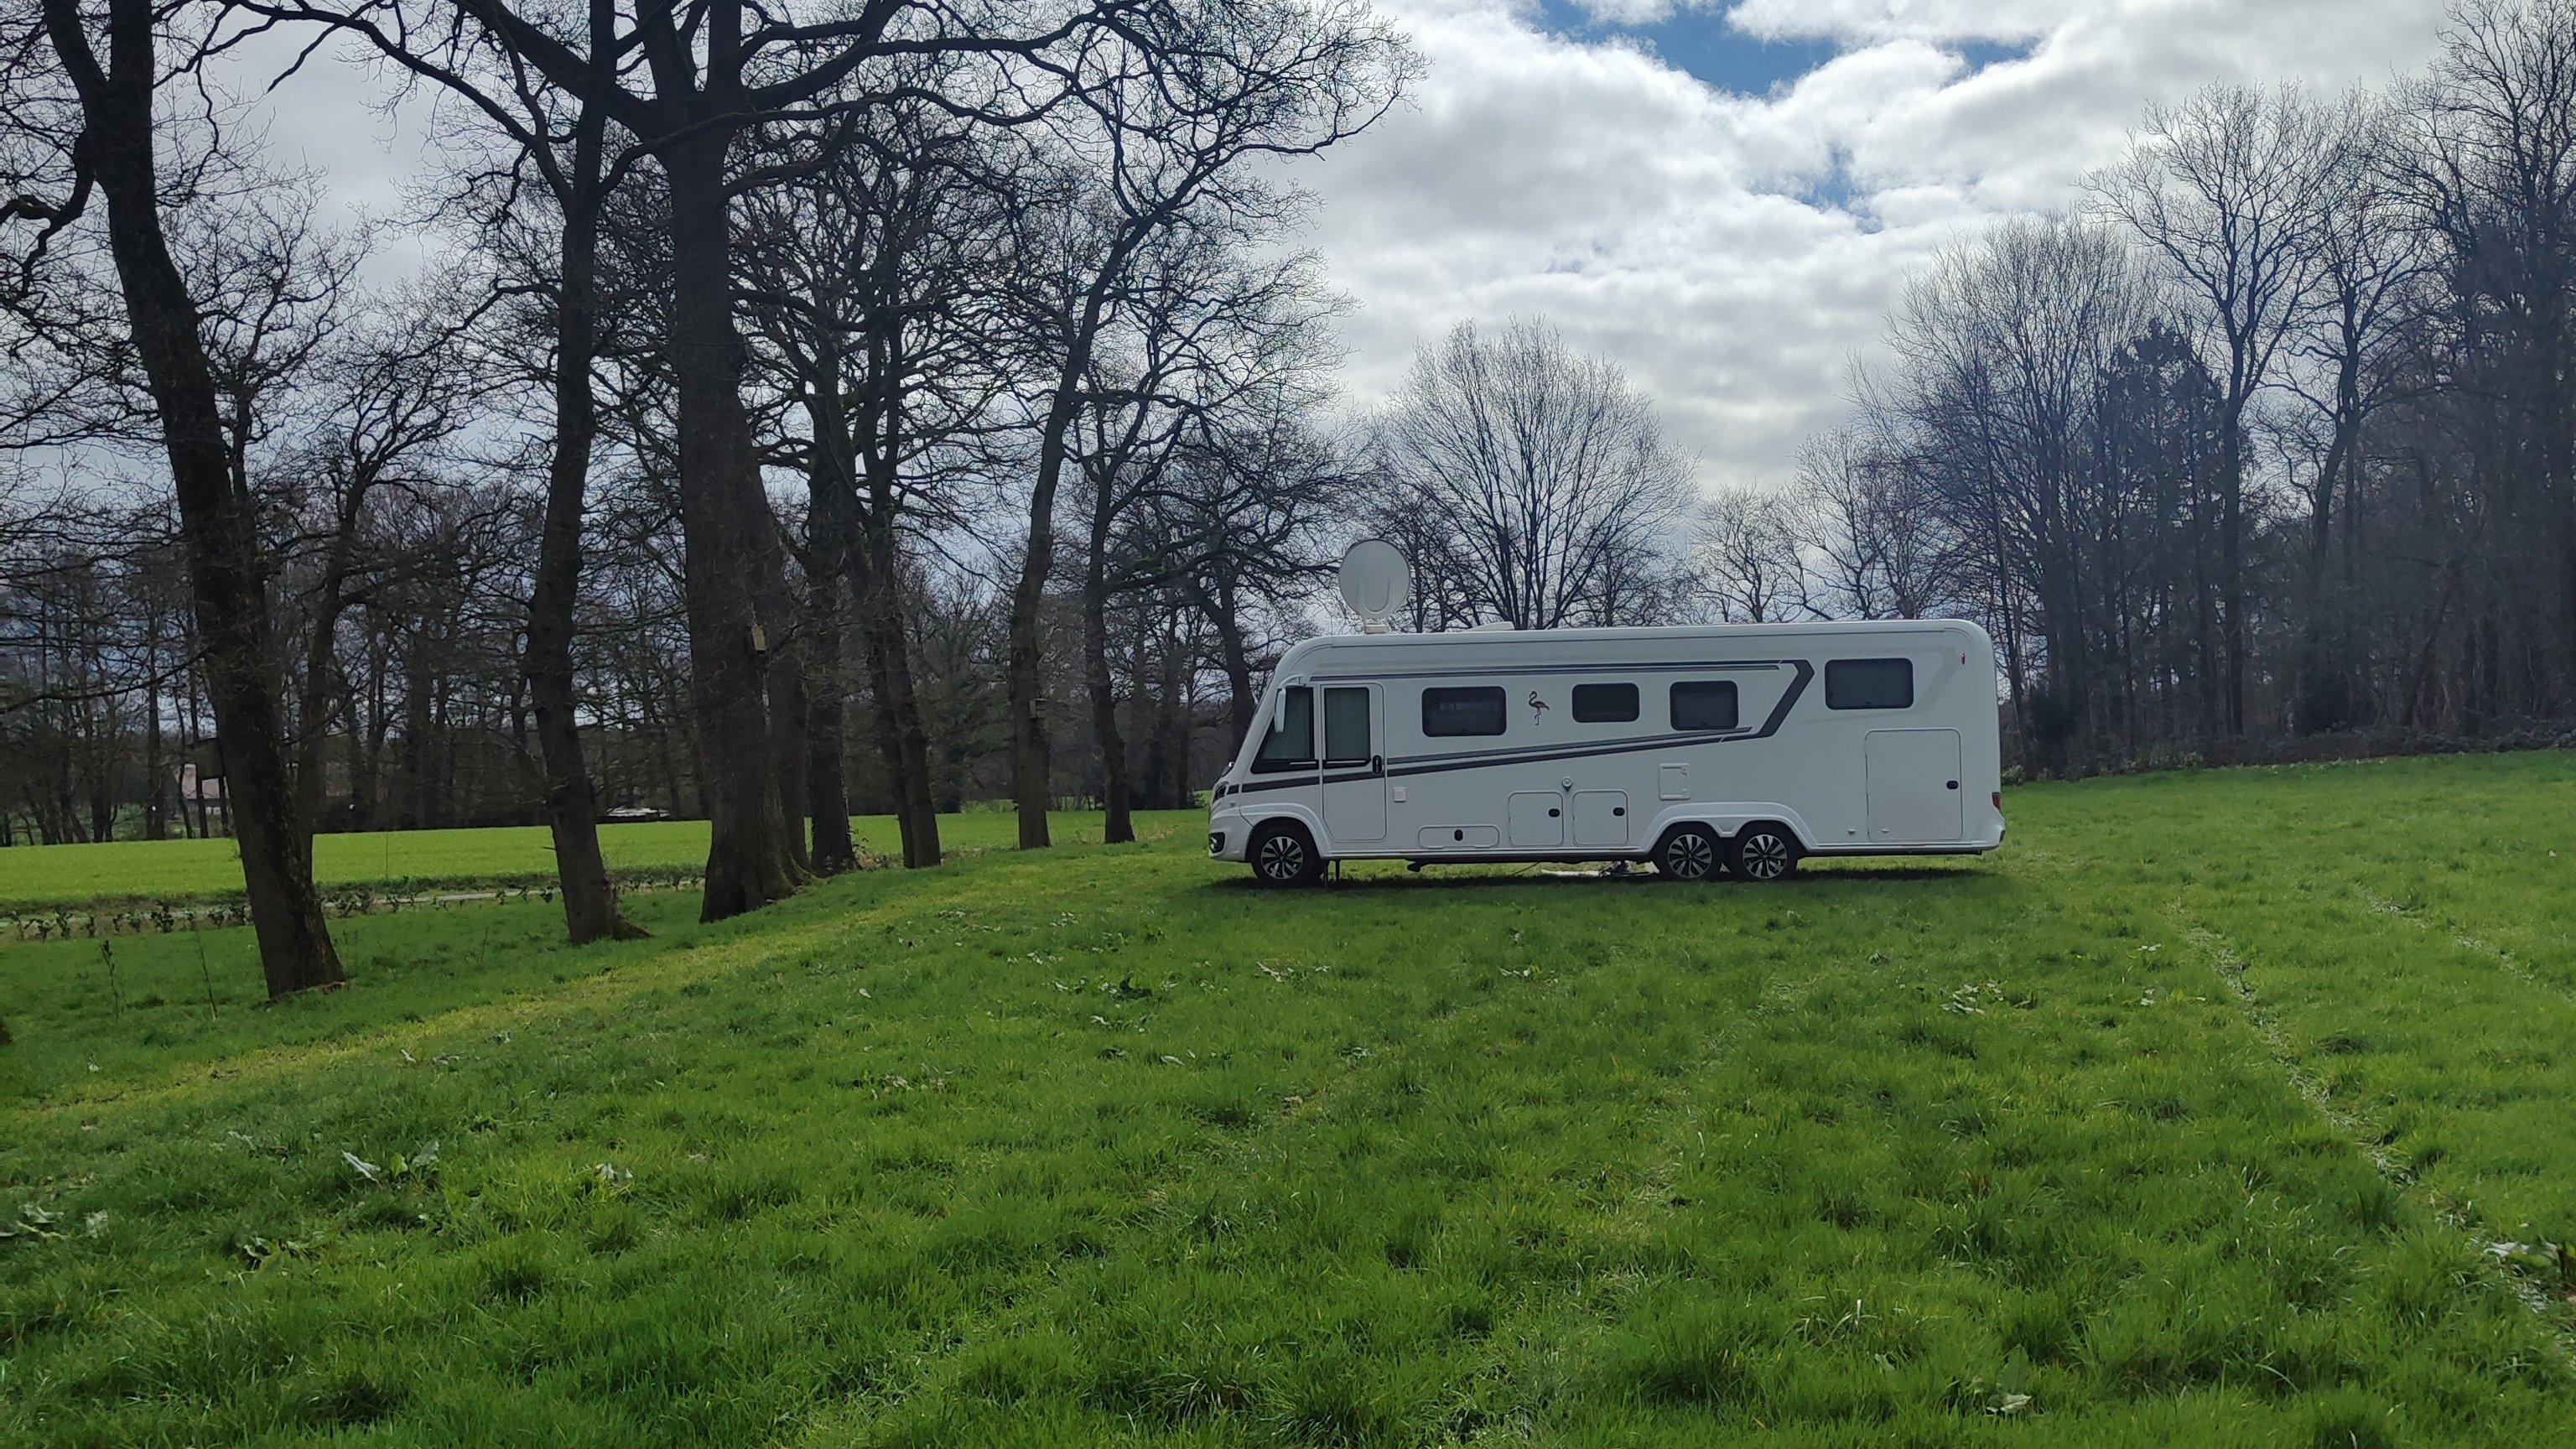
top-left (252, 0), bottom-right (2459, 489)
top-left (1294, 0), bottom-right (2458, 485)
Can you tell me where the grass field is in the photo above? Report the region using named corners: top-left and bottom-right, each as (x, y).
top-left (0, 810), bottom-right (1092, 911)
top-left (3, 755), bottom-right (2575, 1446)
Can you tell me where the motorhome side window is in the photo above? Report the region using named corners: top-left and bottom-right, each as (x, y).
top-left (1826, 658), bottom-right (1914, 709)
top-left (1253, 688), bottom-right (1315, 771)
top-left (1669, 680), bottom-right (1739, 730)
top-left (1421, 686), bottom-right (1506, 737)
top-left (1323, 688), bottom-right (1373, 766)
top-left (1571, 683), bottom-right (1639, 723)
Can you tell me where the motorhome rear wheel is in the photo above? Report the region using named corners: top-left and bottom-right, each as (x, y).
top-left (1654, 825), bottom-right (1722, 880)
top-left (1730, 824), bottom-right (1800, 882)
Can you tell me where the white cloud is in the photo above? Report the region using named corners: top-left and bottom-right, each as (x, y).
top-left (1570, 0), bottom-right (1690, 24)
top-left (1727, 0), bottom-right (2078, 45)
top-left (1295, 0), bottom-right (2452, 486)
top-left (203, 0), bottom-right (2453, 491)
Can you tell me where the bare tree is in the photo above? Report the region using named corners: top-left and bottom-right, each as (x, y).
top-left (1164, 407), bottom-right (1352, 745)
top-left (3, 0), bottom-right (343, 995)
top-left (242, 0), bottom-right (1187, 917)
top-left (1000, 0), bottom-right (1409, 848)
top-left (2282, 91), bottom-right (2433, 729)
top-left (1796, 427), bottom-right (1961, 621)
top-left (2392, 0), bottom-right (2576, 699)
top-left (1695, 485), bottom-right (1809, 623)
top-left (739, 98), bottom-right (1018, 871)
top-left (2096, 82), bottom-right (2333, 733)
top-left (1873, 218), bottom-right (2158, 765)
top-left (1066, 235), bottom-right (1334, 842)
top-left (273, 293), bottom-right (486, 838)
top-left (472, 0), bottom-right (653, 940)
top-left (1373, 319), bottom-right (1692, 631)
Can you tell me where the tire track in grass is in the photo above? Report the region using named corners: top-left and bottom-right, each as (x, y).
top-left (776, 895), bottom-right (1612, 1442)
top-left (795, 899), bottom-right (1809, 1446)
top-left (3, 851), bottom-right (1083, 1127)
top-left (2355, 886), bottom-right (2576, 1006)
top-left (1381, 956), bottom-right (1836, 1445)
top-left (3, 901), bottom-right (865, 1126)
top-left (2180, 909), bottom-right (2576, 1356)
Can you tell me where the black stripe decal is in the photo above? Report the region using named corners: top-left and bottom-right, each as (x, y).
top-left (1231, 762), bottom-right (1384, 796)
top-left (1756, 659), bottom-right (1815, 738)
top-left (1387, 728), bottom-right (1748, 769)
top-left (1227, 662), bottom-right (1815, 791)
top-left (1308, 659), bottom-right (1790, 683)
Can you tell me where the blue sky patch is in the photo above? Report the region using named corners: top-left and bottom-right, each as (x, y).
top-left (1530, 3), bottom-right (2038, 97)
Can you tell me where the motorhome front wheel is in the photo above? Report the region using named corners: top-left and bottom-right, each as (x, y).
top-left (1249, 824), bottom-right (1323, 887)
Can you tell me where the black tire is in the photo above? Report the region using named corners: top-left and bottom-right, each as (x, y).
top-left (1248, 823), bottom-right (1323, 888)
top-left (1654, 824), bottom-right (1723, 881)
top-left (1729, 823), bottom-right (1800, 882)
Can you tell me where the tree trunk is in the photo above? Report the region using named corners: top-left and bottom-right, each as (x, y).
top-left (803, 519), bottom-right (856, 873)
top-left (44, 0), bottom-right (342, 997)
top-left (354, 643), bottom-right (387, 829)
top-left (662, 129), bottom-right (805, 920)
top-left (140, 650), bottom-right (165, 840)
top-left (1006, 303), bottom-right (1119, 849)
top-left (862, 496), bottom-right (943, 865)
top-left (1005, 457), bottom-right (1060, 849)
top-left (2219, 414), bottom-right (2247, 735)
top-left (851, 527), bottom-right (942, 867)
top-left (1202, 574), bottom-right (1258, 750)
top-left (293, 555), bottom-right (354, 838)
top-left (1082, 489), bottom-right (1134, 844)
top-left (401, 660), bottom-right (434, 828)
top-left (807, 352), bottom-right (938, 870)
top-left (2293, 352), bottom-right (2361, 735)
top-left (1155, 620), bottom-right (1191, 808)
top-left (797, 374), bottom-right (856, 874)
top-left (527, 90), bottom-right (643, 944)
top-left (766, 645), bottom-right (813, 872)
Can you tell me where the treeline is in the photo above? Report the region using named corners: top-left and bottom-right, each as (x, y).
top-left (3, 0), bottom-right (1420, 994)
top-left (1712, 0), bottom-right (2576, 773)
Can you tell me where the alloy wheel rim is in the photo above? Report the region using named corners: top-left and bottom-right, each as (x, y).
top-left (1743, 835), bottom-right (1788, 878)
top-left (1260, 837), bottom-right (1303, 878)
top-left (1673, 835), bottom-right (1714, 877)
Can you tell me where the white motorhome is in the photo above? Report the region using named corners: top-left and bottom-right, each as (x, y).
top-left (1207, 620), bottom-right (2005, 885)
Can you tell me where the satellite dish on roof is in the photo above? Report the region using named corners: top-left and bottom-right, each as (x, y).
top-left (1337, 538), bottom-right (1411, 633)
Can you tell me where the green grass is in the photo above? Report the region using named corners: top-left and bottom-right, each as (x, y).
top-left (3, 756), bottom-right (2574, 1446)
top-left (0, 811), bottom-right (1111, 910)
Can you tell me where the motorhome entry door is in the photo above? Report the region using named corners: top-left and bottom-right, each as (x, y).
top-left (1321, 685), bottom-right (1387, 843)
top-left (1864, 729), bottom-right (1964, 843)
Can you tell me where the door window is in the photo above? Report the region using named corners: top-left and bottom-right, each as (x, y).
top-left (1324, 687), bottom-right (1373, 766)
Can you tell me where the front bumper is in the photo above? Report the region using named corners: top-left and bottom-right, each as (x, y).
top-left (1207, 811), bottom-right (1251, 862)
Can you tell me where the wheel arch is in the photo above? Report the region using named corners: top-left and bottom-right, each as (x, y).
top-left (1644, 804), bottom-right (1820, 853)
top-left (1233, 802), bottom-right (1327, 852)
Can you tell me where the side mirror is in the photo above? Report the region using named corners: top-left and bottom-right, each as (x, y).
top-left (1271, 688), bottom-right (1289, 733)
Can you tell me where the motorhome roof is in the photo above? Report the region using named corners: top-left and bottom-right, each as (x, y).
top-left (1277, 618), bottom-right (1987, 664)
